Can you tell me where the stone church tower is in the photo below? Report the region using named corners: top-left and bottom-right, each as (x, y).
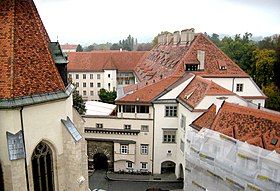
top-left (0, 0), bottom-right (88, 190)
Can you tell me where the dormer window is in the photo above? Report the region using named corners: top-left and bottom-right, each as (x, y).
top-left (220, 66), bottom-right (227, 70)
top-left (185, 64), bottom-right (198, 71)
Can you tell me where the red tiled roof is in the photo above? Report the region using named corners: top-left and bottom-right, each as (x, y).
top-left (67, 51), bottom-right (147, 72)
top-left (61, 44), bottom-right (78, 50)
top-left (178, 75), bottom-right (235, 108)
top-left (0, 0), bottom-right (65, 99)
top-left (181, 33), bottom-right (249, 78)
top-left (190, 104), bottom-right (217, 130)
top-left (116, 76), bottom-right (181, 104)
top-left (210, 102), bottom-right (280, 153)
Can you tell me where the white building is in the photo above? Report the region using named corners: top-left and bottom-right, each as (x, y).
top-left (67, 51), bottom-right (147, 101)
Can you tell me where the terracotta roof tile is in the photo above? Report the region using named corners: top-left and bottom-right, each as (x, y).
top-left (178, 75), bottom-right (235, 108)
top-left (116, 76), bottom-right (181, 104)
top-left (67, 51), bottom-right (147, 72)
top-left (0, 0), bottom-right (65, 99)
top-left (190, 104), bottom-right (217, 130)
top-left (210, 102), bottom-right (280, 153)
top-left (182, 33), bottom-right (249, 77)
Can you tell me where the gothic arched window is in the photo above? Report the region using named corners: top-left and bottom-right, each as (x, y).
top-left (32, 142), bottom-right (54, 191)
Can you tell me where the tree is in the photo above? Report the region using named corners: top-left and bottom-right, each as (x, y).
top-left (84, 44), bottom-right (95, 52)
top-left (98, 88), bottom-right (117, 104)
top-left (262, 84), bottom-right (280, 111)
top-left (252, 49), bottom-right (276, 87)
top-left (206, 33), bottom-right (221, 48)
top-left (110, 43), bottom-right (122, 50)
top-left (220, 33), bottom-right (257, 77)
top-left (76, 44), bottom-right (83, 52)
top-left (73, 89), bottom-right (86, 115)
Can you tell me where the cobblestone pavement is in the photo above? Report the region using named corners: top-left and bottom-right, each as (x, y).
top-left (89, 170), bottom-right (183, 191)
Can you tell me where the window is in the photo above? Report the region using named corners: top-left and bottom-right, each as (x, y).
top-left (108, 83), bottom-right (111, 91)
top-left (140, 144), bottom-right (148, 155)
top-left (75, 82), bottom-right (79, 87)
top-left (185, 64), bottom-right (198, 71)
top-left (165, 106), bottom-right (177, 117)
top-left (90, 74), bottom-right (93, 79)
top-left (83, 74), bottom-right (86, 79)
top-left (180, 139), bottom-right (185, 152)
top-left (141, 125), bottom-right (149, 132)
top-left (163, 131), bottom-right (176, 143)
top-left (180, 114), bottom-right (186, 130)
top-left (97, 83), bottom-right (101, 88)
top-left (123, 105), bottom-right (135, 113)
top-left (124, 124), bottom-right (131, 130)
top-left (125, 78), bottom-right (130, 85)
top-left (83, 82), bottom-right (86, 87)
top-left (127, 161), bottom-right (133, 168)
top-left (68, 74), bottom-right (72, 79)
top-left (90, 82), bottom-right (94, 87)
top-left (120, 145), bottom-right (129, 154)
top-left (96, 123), bottom-right (103, 128)
top-left (141, 162), bottom-right (148, 169)
top-left (90, 91), bottom-right (94, 96)
top-left (97, 74), bottom-right (101, 79)
top-left (137, 105), bottom-right (149, 113)
top-left (118, 105), bottom-right (122, 112)
top-left (108, 74), bottom-right (111, 78)
top-left (83, 91), bottom-right (86, 96)
top-left (32, 142), bottom-right (54, 191)
top-left (236, 83), bottom-right (243, 92)
top-left (75, 74), bottom-right (79, 79)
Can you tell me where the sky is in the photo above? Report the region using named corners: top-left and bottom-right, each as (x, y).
top-left (34, 0), bottom-right (280, 45)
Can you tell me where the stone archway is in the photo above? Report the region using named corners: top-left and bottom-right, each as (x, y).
top-left (93, 153), bottom-right (108, 170)
top-left (161, 161), bottom-right (176, 174)
top-left (87, 140), bottom-right (114, 171)
top-left (178, 163), bottom-right (184, 180)
top-left (0, 162), bottom-right (4, 191)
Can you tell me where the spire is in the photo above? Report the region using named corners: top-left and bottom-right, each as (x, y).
top-left (0, 0), bottom-right (65, 99)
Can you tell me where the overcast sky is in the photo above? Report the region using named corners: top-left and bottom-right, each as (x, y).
top-left (34, 0), bottom-right (280, 45)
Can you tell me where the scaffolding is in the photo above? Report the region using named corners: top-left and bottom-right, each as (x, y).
top-left (184, 128), bottom-right (280, 191)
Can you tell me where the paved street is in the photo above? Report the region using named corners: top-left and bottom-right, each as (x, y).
top-left (89, 170), bottom-right (183, 191)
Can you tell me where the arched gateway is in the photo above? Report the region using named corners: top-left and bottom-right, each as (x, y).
top-left (87, 140), bottom-right (114, 171)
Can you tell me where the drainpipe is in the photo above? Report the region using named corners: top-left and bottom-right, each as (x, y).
top-left (20, 107), bottom-right (30, 191)
top-left (152, 105), bottom-right (155, 175)
top-left (232, 78), bottom-right (235, 92)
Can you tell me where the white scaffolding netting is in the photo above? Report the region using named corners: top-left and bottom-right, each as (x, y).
top-left (184, 128), bottom-right (280, 191)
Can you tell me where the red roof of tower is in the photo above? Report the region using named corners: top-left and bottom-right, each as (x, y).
top-left (0, 0), bottom-right (65, 99)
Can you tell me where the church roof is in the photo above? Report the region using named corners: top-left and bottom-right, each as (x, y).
top-left (0, 0), bottom-right (65, 99)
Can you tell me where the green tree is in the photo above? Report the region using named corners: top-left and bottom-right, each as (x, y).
top-left (220, 33), bottom-right (257, 77)
top-left (76, 44), bottom-right (83, 52)
top-left (206, 33), bottom-right (221, 48)
top-left (252, 49), bottom-right (276, 87)
top-left (262, 84), bottom-right (280, 111)
top-left (98, 88), bottom-right (117, 104)
top-left (110, 43), bottom-right (122, 50)
top-left (73, 89), bottom-right (86, 115)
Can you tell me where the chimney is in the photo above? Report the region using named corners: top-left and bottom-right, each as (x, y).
top-left (197, 50), bottom-right (205, 70)
top-left (181, 29), bottom-right (188, 44)
top-left (173, 31), bottom-right (180, 45)
top-left (157, 35), bottom-right (162, 44)
top-left (186, 28), bottom-right (195, 43)
top-left (162, 34), bottom-right (167, 44)
top-left (166, 33), bottom-right (173, 44)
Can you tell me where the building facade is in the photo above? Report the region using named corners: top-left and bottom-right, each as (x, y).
top-left (67, 51), bottom-right (147, 101)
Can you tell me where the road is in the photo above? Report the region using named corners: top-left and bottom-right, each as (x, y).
top-left (89, 170), bottom-right (183, 191)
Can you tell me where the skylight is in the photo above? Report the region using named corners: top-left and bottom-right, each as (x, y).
top-left (61, 117), bottom-right (82, 142)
